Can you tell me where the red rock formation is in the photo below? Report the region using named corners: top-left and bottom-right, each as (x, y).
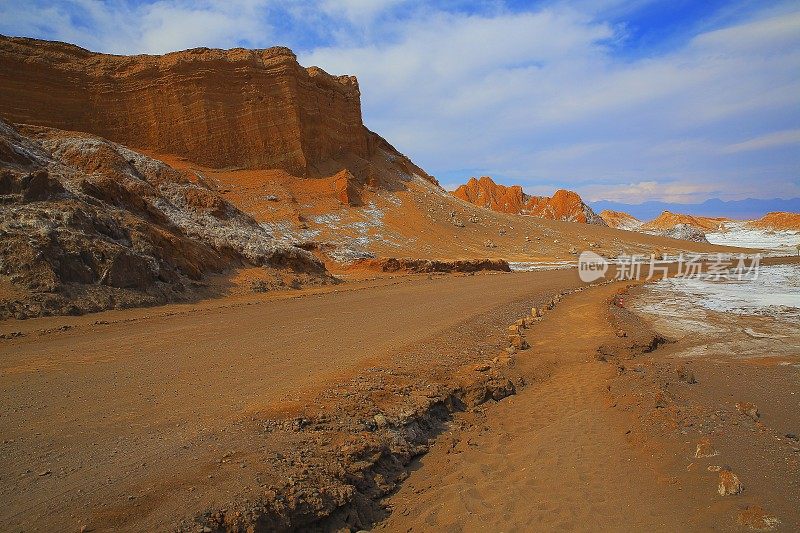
top-left (641, 211), bottom-right (727, 232)
top-left (747, 211), bottom-right (800, 231)
top-left (453, 176), bottom-right (527, 214)
top-left (452, 176), bottom-right (605, 225)
top-left (525, 189), bottom-right (605, 224)
top-left (599, 210), bottom-right (642, 230)
top-left (0, 35), bottom-right (437, 190)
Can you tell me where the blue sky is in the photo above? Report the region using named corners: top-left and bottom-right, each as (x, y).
top-left (1, 0), bottom-right (799, 203)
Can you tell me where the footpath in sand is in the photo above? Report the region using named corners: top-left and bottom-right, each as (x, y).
top-left (378, 282), bottom-right (689, 532)
top-left (378, 275), bottom-right (800, 532)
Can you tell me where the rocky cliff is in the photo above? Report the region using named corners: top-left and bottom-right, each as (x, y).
top-left (453, 176), bottom-right (605, 225)
top-left (0, 35), bottom-right (435, 190)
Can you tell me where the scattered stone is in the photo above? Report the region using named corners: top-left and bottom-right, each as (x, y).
top-left (615, 330), bottom-right (627, 338)
top-left (484, 240), bottom-right (497, 248)
top-left (677, 367), bottom-right (697, 384)
top-left (718, 468), bottom-right (743, 495)
top-left (654, 390), bottom-right (669, 409)
top-left (373, 414), bottom-right (388, 428)
top-left (737, 505), bottom-right (779, 530)
top-left (507, 324), bottom-right (521, 334)
top-left (707, 465), bottom-right (721, 472)
top-left (265, 195), bottom-right (279, 201)
top-left (508, 335), bottom-right (529, 350)
top-left (736, 402), bottom-right (759, 420)
top-left (472, 363), bottom-right (490, 372)
top-left (695, 436), bottom-right (719, 458)
top-left (785, 433), bottom-right (797, 441)
top-left (569, 246), bottom-right (578, 255)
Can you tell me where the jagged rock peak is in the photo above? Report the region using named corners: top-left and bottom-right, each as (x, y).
top-left (452, 176), bottom-right (606, 225)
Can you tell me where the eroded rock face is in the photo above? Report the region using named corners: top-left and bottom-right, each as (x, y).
top-left (0, 37), bottom-right (362, 175)
top-left (0, 120), bottom-right (328, 318)
top-left (452, 176), bottom-right (606, 225)
top-left (0, 35), bottom-right (439, 193)
top-left (453, 176), bottom-right (528, 214)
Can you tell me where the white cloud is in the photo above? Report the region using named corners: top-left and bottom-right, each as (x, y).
top-left (1, 0), bottom-right (798, 202)
top-left (723, 129), bottom-right (800, 153)
top-left (301, 1), bottom-right (800, 202)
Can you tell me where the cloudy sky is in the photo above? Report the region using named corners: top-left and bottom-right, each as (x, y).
top-left (2, 0), bottom-right (799, 203)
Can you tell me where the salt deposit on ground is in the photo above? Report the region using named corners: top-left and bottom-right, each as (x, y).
top-left (706, 221), bottom-right (800, 253)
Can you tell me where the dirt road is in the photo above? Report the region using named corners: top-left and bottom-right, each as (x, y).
top-left (0, 269), bottom-right (588, 532)
top-left (377, 282), bottom-right (688, 532)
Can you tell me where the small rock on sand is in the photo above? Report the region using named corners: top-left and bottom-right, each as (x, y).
top-left (695, 436), bottom-right (719, 458)
top-left (677, 367), bottom-right (697, 384)
top-left (718, 468), bottom-right (743, 495)
top-left (737, 505), bottom-right (779, 530)
top-left (736, 402), bottom-right (759, 420)
top-left (508, 335), bottom-right (529, 350)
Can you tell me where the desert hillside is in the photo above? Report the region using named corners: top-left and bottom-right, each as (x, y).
top-left (641, 210), bottom-right (728, 232)
top-left (0, 120), bottom-right (331, 318)
top-left (599, 207), bottom-right (799, 249)
top-left (747, 211), bottom-right (800, 231)
top-left (0, 37), bottom-right (747, 318)
top-left (453, 176), bottom-right (605, 225)
top-left (599, 209), bottom-right (642, 230)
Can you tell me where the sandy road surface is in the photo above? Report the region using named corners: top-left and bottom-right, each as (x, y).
top-left (377, 282), bottom-right (687, 532)
top-left (0, 269), bottom-right (589, 531)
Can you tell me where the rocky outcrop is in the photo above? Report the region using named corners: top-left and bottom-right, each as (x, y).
top-left (452, 176), bottom-right (528, 214)
top-left (635, 210), bottom-right (728, 244)
top-left (641, 211), bottom-right (727, 233)
top-left (0, 120), bottom-right (330, 318)
top-left (599, 209), bottom-right (642, 230)
top-left (351, 257), bottom-right (511, 273)
top-left (526, 189), bottom-right (606, 225)
top-left (0, 35), bottom-right (437, 190)
top-left (747, 211), bottom-right (800, 231)
top-left (452, 176), bottom-right (605, 225)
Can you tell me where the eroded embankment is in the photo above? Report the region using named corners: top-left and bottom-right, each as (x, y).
top-left (372, 280), bottom-right (709, 532)
top-left (184, 280), bottom-right (615, 532)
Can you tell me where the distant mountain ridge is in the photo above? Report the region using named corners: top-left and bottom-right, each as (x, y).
top-left (590, 198), bottom-right (800, 221)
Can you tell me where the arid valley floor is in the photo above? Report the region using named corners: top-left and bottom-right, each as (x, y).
top-left (0, 33), bottom-right (799, 533)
